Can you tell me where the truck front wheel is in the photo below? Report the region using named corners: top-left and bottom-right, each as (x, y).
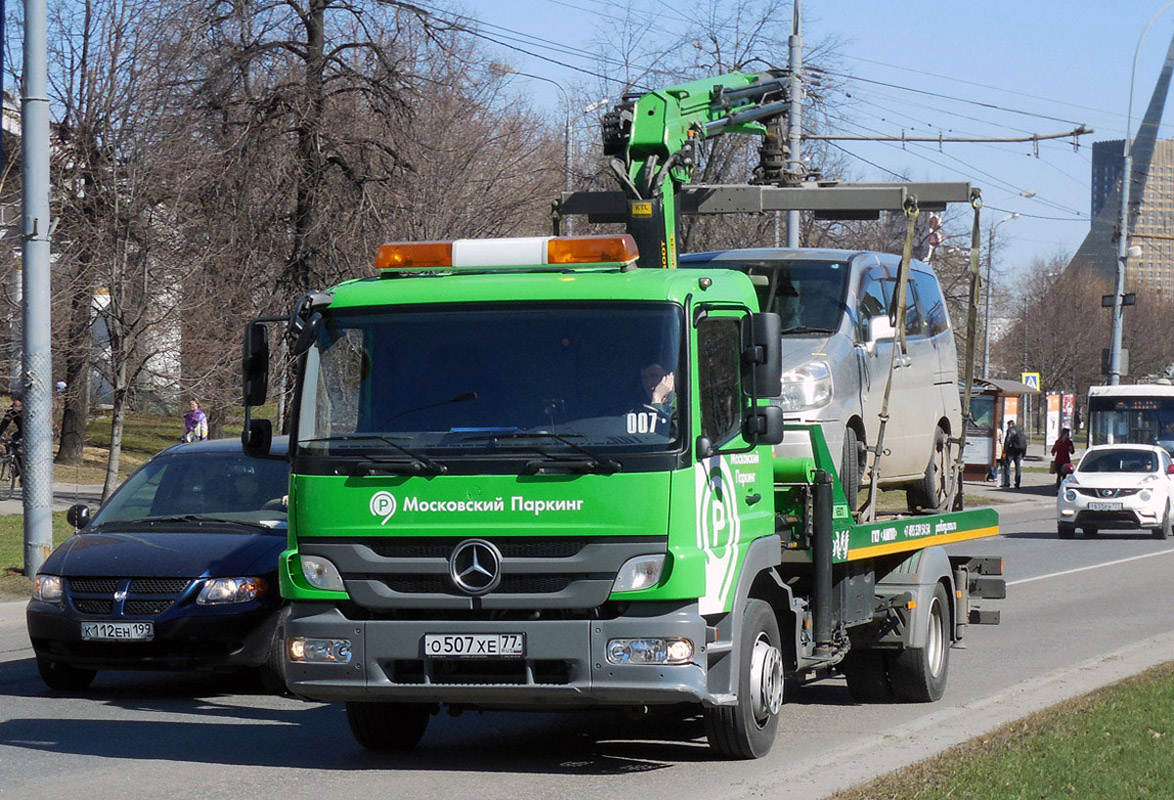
top-left (345, 701), bottom-right (432, 751)
top-left (888, 582), bottom-right (950, 702)
top-left (704, 599), bottom-right (783, 759)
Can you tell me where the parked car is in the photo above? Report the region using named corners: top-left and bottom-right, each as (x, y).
top-left (680, 248), bottom-right (962, 511)
top-left (26, 437), bottom-right (290, 691)
top-left (1057, 444), bottom-right (1174, 539)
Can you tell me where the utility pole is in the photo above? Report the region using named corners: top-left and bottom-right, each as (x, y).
top-left (786, 0), bottom-right (802, 247)
top-left (984, 213), bottom-right (1019, 380)
top-left (22, 0), bottom-right (53, 574)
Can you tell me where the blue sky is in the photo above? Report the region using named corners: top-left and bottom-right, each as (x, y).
top-left (444, 0), bottom-right (1174, 288)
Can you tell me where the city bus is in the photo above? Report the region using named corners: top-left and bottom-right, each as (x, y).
top-left (1087, 384), bottom-right (1174, 456)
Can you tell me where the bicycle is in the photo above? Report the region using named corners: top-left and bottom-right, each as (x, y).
top-left (0, 440), bottom-right (21, 500)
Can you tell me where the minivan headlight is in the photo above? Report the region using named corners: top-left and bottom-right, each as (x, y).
top-left (33, 574), bottom-right (64, 604)
top-left (777, 360), bottom-right (833, 412)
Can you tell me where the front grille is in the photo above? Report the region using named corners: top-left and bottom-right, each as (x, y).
top-left (125, 599), bottom-right (175, 616)
top-left (75, 599), bottom-right (113, 614)
top-left (1075, 487), bottom-right (1141, 498)
top-left (369, 538), bottom-right (589, 560)
top-left (70, 578), bottom-right (118, 594)
top-left (131, 578), bottom-right (191, 595)
top-left (382, 574), bottom-right (576, 595)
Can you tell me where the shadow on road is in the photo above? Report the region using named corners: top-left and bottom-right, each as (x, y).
top-left (0, 655), bottom-right (870, 774)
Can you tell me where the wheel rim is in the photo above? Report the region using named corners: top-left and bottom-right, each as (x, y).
top-left (931, 431), bottom-right (951, 506)
top-left (926, 596), bottom-right (945, 677)
top-left (748, 632), bottom-right (784, 724)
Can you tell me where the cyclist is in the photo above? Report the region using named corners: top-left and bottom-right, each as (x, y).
top-left (0, 397), bottom-right (23, 479)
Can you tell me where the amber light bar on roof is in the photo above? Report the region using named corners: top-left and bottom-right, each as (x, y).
top-left (375, 235), bottom-right (640, 272)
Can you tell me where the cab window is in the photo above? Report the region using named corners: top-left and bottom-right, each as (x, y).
top-left (697, 318), bottom-right (742, 445)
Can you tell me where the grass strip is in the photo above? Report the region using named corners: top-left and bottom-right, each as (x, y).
top-left (830, 661), bottom-right (1174, 800)
top-left (0, 513), bottom-right (75, 600)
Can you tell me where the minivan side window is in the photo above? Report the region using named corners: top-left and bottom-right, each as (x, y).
top-left (697, 318), bottom-right (742, 445)
top-left (911, 271), bottom-right (949, 337)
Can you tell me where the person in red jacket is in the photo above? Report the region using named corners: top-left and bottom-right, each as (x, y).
top-left (1051, 427), bottom-right (1075, 489)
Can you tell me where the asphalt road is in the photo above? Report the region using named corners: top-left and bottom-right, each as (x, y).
top-left (2, 491), bottom-right (1173, 800)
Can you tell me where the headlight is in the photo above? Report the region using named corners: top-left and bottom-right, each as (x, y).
top-left (32, 574), bottom-right (64, 604)
top-left (1140, 490), bottom-right (1153, 502)
top-left (777, 361), bottom-right (833, 412)
top-left (611, 554), bottom-right (665, 593)
top-left (300, 555), bottom-right (346, 591)
top-left (1064, 489), bottom-right (1077, 503)
top-left (288, 637), bottom-right (352, 664)
top-left (607, 637), bottom-right (694, 665)
top-left (197, 577), bottom-right (266, 605)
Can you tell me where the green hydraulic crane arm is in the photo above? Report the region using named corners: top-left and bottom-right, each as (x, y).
top-left (601, 70), bottom-right (791, 268)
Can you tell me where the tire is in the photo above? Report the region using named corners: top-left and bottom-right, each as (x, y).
top-left (704, 599), bottom-right (784, 759)
top-left (839, 648), bottom-right (892, 702)
top-left (907, 425), bottom-right (951, 514)
top-left (888, 582), bottom-right (950, 702)
top-left (1153, 503), bottom-right (1171, 540)
top-left (36, 657), bottom-right (97, 691)
top-left (256, 622), bottom-right (288, 695)
top-left (1057, 523), bottom-right (1076, 540)
top-left (840, 427), bottom-right (862, 509)
top-left (345, 702), bottom-right (432, 752)
top-left (1082, 527), bottom-right (1098, 538)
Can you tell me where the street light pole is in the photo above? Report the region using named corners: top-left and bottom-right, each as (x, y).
top-left (489, 63), bottom-right (573, 233)
top-left (984, 212), bottom-right (1019, 380)
top-left (1112, 4), bottom-right (1174, 385)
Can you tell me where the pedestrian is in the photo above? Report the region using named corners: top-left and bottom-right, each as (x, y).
top-left (1051, 427), bottom-right (1075, 489)
top-left (987, 424), bottom-right (1004, 482)
top-left (182, 399), bottom-right (209, 443)
top-left (1000, 419), bottom-right (1027, 489)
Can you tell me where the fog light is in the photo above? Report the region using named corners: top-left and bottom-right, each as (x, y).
top-left (606, 637), bottom-right (694, 665)
top-left (287, 637), bottom-right (352, 664)
top-left (1060, 508), bottom-right (1074, 517)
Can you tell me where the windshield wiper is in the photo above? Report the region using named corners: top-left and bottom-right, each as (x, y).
top-left (301, 433), bottom-right (447, 475)
top-left (781, 325), bottom-right (834, 335)
top-left (106, 515), bottom-right (271, 530)
top-left (462, 431), bottom-right (621, 474)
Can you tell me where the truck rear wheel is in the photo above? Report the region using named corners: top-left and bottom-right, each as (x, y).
top-left (704, 599), bottom-right (783, 759)
top-left (888, 582), bottom-right (950, 702)
top-left (345, 702), bottom-right (431, 751)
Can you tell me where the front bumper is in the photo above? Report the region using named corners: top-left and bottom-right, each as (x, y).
top-left (284, 601), bottom-right (711, 708)
top-left (27, 601), bottom-right (280, 671)
top-left (1057, 489), bottom-right (1165, 531)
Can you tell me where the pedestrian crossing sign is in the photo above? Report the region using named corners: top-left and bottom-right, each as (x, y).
top-left (1021, 372), bottom-right (1040, 391)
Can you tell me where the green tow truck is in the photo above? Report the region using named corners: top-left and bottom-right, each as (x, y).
top-left (240, 70), bottom-right (1004, 759)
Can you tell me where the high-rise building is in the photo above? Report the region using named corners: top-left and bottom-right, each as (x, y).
top-left (1091, 138), bottom-right (1174, 298)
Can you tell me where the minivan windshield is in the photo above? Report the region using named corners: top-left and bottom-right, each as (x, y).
top-left (685, 259), bottom-right (849, 333)
top-left (297, 303), bottom-right (684, 457)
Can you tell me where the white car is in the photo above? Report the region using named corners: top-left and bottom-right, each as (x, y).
top-left (1057, 444), bottom-right (1174, 539)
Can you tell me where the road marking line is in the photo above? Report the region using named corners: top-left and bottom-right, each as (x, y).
top-left (1009, 547), bottom-right (1174, 586)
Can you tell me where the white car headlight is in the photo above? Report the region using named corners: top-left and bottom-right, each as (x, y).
top-left (1064, 489), bottom-right (1078, 503)
top-left (777, 361), bottom-right (833, 413)
top-left (1140, 489), bottom-right (1153, 503)
top-left (611, 554), bottom-right (666, 593)
top-left (32, 574), bottom-right (64, 604)
top-left (197, 577), bottom-right (266, 605)
top-left (300, 555), bottom-right (346, 592)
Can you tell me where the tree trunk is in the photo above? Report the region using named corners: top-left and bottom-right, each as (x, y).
top-left (55, 290), bottom-right (94, 464)
top-left (101, 366), bottom-right (128, 503)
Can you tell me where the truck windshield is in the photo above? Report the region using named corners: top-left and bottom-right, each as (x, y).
top-left (296, 303), bottom-right (684, 457)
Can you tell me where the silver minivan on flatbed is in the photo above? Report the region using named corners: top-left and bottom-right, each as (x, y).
top-left (681, 247), bottom-right (962, 512)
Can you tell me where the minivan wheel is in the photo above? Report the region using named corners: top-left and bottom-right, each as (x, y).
top-left (907, 425), bottom-right (951, 514)
top-left (840, 427), bottom-right (862, 508)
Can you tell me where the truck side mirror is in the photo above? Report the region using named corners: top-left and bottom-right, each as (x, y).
top-left (291, 312), bottom-right (322, 357)
top-left (743, 404), bottom-right (784, 446)
top-left (66, 503), bottom-right (90, 531)
top-left (243, 418), bottom-right (273, 459)
top-left (742, 312), bottom-right (782, 398)
top-left (242, 321), bottom-right (270, 407)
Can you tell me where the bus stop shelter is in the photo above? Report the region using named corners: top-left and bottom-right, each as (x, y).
top-left (962, 378), bottom-right (1039, 481)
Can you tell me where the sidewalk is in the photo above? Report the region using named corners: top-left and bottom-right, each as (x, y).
top-left (0, 481), bottom-right (104, 516)
top-left (963, 438), bottom-right (1068, 507)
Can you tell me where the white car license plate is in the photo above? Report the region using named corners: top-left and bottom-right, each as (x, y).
top-left (423, 633), bottom-right (525, 658)
top-left (1088, 501), bottom-right (1123, 512)
top-left (81, 621), bottom-right (154, 641)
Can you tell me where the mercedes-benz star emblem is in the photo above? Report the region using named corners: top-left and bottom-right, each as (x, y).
top-left (449, 539), bottom-right (503, 596)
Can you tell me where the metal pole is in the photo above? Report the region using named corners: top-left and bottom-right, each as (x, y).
top-left (564, 105), bottom-right (573, 236)
top-left (785, 0), bottom-right (802, 248)
top-left (22, 0), bottom-right (54, 574)
top-left (1111, 5), bottom-right (1174, 385)
top-left (984, 226), bottom-right (994, 380)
